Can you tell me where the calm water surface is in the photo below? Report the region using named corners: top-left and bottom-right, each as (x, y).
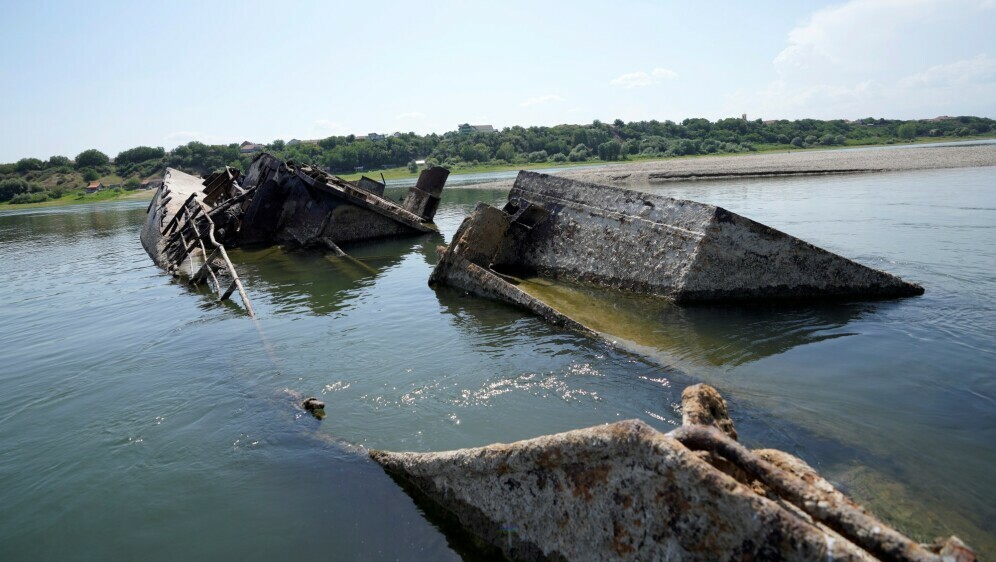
top-left (0, 166), bottom-right (993, 559)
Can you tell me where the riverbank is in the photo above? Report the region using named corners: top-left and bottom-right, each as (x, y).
top-left (334, 135), bottom-right (996, 183)
top-left (3, 139), bottom-right (993, 212)
top-left (0, 187), bottom-right (154, 211)
top-left (457, 140), bottom-right (996, 190)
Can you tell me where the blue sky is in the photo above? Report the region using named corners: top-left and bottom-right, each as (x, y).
top-left (1, 0), bottom-right (994, 162)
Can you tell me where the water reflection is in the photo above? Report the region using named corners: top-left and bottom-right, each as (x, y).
top-left (514, 277), bottom-right (871, 369)
top-left (226, 233), bottom-right (443, 317)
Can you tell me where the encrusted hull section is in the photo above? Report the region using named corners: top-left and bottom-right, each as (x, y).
top-left (430, 171), bottom-right (922, 326)
top-left (371, 385), bottom-right (973, 562)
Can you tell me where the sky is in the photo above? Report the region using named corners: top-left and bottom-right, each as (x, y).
top-left (1, 0), bottom-right (994, 162)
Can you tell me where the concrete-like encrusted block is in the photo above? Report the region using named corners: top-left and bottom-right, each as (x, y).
top-left (469, 170), bottom-right (924, 303)
top-left (681, 383), bottom-right (738, 440)
top-left (370, 385), bottom-right (972, 561)
top-left (372, 420), bottom-right (878, 561)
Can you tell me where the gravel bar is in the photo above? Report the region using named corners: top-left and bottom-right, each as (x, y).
top-left (460, 142), bottom-right (996, 190)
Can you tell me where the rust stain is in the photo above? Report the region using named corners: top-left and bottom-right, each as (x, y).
top-left (564, 462), bottom-right (611, 501)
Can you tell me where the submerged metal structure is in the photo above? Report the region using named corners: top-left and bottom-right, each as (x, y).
top-left (430, 171), bottom-right (923, 330)
top-left (372, 384), bottom-right (974, 562)
top-left (141, 153), bottom-right (449, 316)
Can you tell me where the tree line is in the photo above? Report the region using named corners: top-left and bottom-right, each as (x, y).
top-left (2, 115), bottom-right (994, 203)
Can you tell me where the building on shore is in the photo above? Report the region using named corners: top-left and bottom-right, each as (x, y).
top-left (458, 123), bottom-right (496, 134)
top-left (239, 141), bottom-right (264, 154)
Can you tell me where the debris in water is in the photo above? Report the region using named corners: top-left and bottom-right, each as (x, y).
top-left (302, 397), bottom-right (325, 420)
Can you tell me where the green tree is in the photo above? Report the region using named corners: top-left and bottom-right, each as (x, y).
top-left (597, 140), bottom-right (622, 161)
top-left (897, 123), bottom-right (916, 140)
top-left (0, 177), bottom-right (29, 201)
top-left (48, 155), bottom-right (71, 167)
top-left (495, 142), bottom-right (517, 162)
top-left (123, 177), bottom-right (141, 190)
top-left (75, 149), bottom-right (110, 169)
top-left (407, 160), bottom-right (418, 173)
top-left (115, 146), bottom-right (165, 165)
top-left (568, 144), bottom-right (589, 162)
top-left (81, 169), bottom-right (99, 182)
top-left (15, 158), bottom-right (44, 172)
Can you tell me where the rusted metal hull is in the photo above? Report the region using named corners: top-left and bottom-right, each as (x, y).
top-left (141, 153), bottom-right (449, 315)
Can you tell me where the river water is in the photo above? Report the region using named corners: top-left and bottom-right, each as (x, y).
top-left (0, 166), bottom-right (993, 560)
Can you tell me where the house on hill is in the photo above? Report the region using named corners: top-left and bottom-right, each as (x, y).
top-left (239, 141), bottom-right (264, 154)
top-left (85, 181), bottom-right (104, 194)
top-left (458, 123), bottom-right (496, 134)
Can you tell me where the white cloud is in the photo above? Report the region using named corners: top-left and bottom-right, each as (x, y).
top-left (899, 54), bottom-right (996, 88)
top-left (611, 67), bottom-right (678, 88)
top-left (396, 111), bottom-right (425, 120)
top-left (651, 68), bottom-right (678, 80)
top-left (519, 94), bottom-right (565, 107)
top-left (749, 0), bottom-right (996, 119)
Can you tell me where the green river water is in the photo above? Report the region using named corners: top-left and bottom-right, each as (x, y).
top-left (0, 166), bottom-right (993, 560)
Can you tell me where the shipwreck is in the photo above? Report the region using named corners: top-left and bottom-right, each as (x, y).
top-left (140, 153), bottom-right (449, 316)
top-left (429, 171), bottom-right (923, 333)
top-left (371, 384), bottom-right (973, 561)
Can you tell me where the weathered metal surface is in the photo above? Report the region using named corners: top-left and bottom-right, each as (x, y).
top-left (370, 384), bottom-right (974, 562)
top-left (142, 154), bottom-right (450, 316)
top-left (432, 171), bottom-right (923, 308)
top-left (403, 166), bottom-right (449, 220)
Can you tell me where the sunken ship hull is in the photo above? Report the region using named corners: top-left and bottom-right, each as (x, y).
top-left (430, 171), bottom-right (923, 330)
top-left (141, 153), bottom-right (449, 316)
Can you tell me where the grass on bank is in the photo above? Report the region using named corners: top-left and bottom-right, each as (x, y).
top-left (0, 187), bottom-right (153, 210)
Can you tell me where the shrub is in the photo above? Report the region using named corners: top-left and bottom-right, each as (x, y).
top-left (0, 177), bottom-right (29, 201)
top-left (9, 192), bottom-right (50, 204)
top-left (897, 123), bottom-right (916, 140)
top-left (551, 152), bottom-right (567, 163)
top-left (790, 137), bottom-right (804, 147)
top-left (123, 177), bottom-right (141, 190)
top-left (527, 150), bottom-right (548, 163)
top-left (81, 169), bottom-right (99, 182)
top-left (568, 144), bottom-right (590, 162)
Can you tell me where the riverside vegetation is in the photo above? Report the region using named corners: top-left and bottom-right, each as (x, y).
top-left (2, 115), bottom-right (994, 206)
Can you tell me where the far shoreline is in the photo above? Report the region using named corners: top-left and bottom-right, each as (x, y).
top-left (3, 138), bottom-right (994, 212)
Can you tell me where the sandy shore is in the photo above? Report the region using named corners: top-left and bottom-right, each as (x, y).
top-left (462, 142), bottom-right (996, 190)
